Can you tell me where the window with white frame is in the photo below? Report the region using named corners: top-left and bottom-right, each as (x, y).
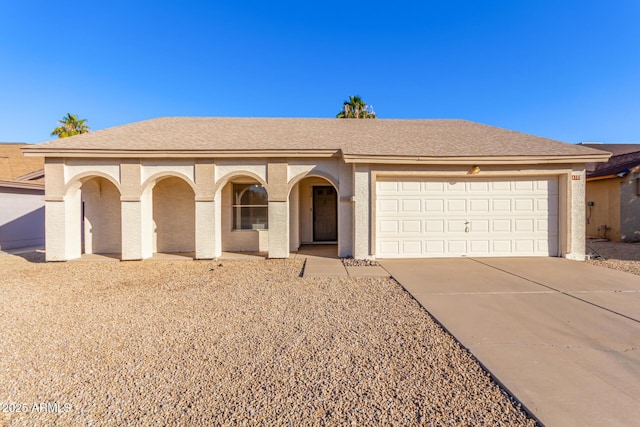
top-left (232, 183), bottom-right (268, 230)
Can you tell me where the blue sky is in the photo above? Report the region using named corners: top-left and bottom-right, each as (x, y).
top-left (1, 1), bottom-right (639, 144)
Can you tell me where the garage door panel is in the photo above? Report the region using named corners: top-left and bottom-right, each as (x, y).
top-left (514, 181), bottom-right (535, 191)
top-left (547, 197), bottom-right (559, 215)
top-left (447, 199), bottom-right (466, 212)
top-left (402, 199), bottom-right (421, 212)
top-left (425, 220), bottom-right (444, 232)
top-left (469, 181), bottom-right (490, 192)
top-left (492, 219), bottom-right (511, 232)
top-left (402, 220), bottom-right (421, 233)
top-left (401, 181), bottom-right (421, 192)
top-left (536, 199), bottom-right (549, 211)
top-left (492, 199), bottom-right (512, 211)
top-left (469, 240), bottom-right (490, 254)
top-left (491, 181), bottom-right (511, 191)
top-left (537, 240), bottom-right (551, 252)
top-left (536, 219), bottom-right (549, 232)
top-left (470, 219), bottom-right (489, 232)
top-left (376, 177), bottom-right (559, 258)
top-left (424, 182), bottom-right (444, 192)
top-left (448, 220), bottom-right (467, 232)
top-left (514, 240), bottom-right (535, 253)
top-left (379, 241), bottom-right (399, 256)
top-left (514, 219), bottom-right (534, 232)
top-left (425, 199), bottom-right (444, 212)
top-left (379, 199), bottom-right (399, 212)
top-left (469, 199), bottom-right (490, 212)
top-left (378, 181), bottom-right (397, 192)
top-left (447, 182), bottom-right (466, 192)
top-left (538, 178), bottom-right (559, 194)
top-left (379, 220), bottom-right (399, 234)
top-left (541, 240), bottom-right (555, 255)
top-left (423, 240), bottom-right (443, 254)
top-left (492, 240), bottom-right (512, 253)
top-left (402, 241), bottom-right (422, 254)
top-left (448, 240), bottom-right (467, 253)
top-left (514, 199), bottom-right (535, 211)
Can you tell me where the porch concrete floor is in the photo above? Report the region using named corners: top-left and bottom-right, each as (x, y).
top-left (148, 252), bottom-right (195, 261)
top-left (219, 251), bottom-right (267, 260)
top-left (70, 253), bottom-right (121, 262)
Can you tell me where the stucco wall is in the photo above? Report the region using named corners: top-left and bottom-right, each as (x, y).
top-left (153, 177), bottom-right (195, 253)
top-left (567, 166), bottom-right (586, 260)
top-left (82, 177), bottom-right (122, 254)
top-left (0, 187), bottom-right (44, 250)
top-left (585, 179), bottom-right (620, 240)
top-left (619, 175), bottom-right (640, 242)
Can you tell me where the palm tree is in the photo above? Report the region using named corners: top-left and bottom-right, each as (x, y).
top-left (336, 95), bottom-right (376, 119)
top-left (50, 113), bottom-right (91, 138)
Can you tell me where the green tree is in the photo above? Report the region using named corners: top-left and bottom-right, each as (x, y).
top-left (50, 113), bottom-right (91, 138)
top-left (336, 95), bottom-right (376, 119)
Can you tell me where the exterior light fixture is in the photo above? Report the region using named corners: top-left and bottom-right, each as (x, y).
top-left (470, 165), bottom-right (481, 175)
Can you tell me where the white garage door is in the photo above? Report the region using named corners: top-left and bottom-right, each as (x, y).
top-left (376, 177), bottom-right (559, 258)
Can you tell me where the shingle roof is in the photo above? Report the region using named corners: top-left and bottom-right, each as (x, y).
top-left (24, 117), bottom-right (605, 158)
top-left (581, 143), bottom-right (640, 156)
top-left (0, 143), bottom-right (44, 183)
top-left (587, 150), bottom-right (640, 178)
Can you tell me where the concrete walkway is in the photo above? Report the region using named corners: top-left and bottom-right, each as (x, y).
top-left (380, 257), bottom-right (640, 427)
top-left (0, 245), bottom-right (44, 256)
top-left (297, 245), bottom-right (389, 278)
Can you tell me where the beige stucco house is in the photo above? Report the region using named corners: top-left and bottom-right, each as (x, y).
top-left (22, 117), bottom-right (608, 262)
top-left (582, 143), bottom-right (640, 241)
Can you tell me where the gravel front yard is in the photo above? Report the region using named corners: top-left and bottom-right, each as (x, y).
top-left (1, 252), bottom-right (535, 426)
top-left (586, 239), bottom-right (640, 275)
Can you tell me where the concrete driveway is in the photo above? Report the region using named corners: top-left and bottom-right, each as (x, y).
top-left (380, 257), bottom-right (640, 427)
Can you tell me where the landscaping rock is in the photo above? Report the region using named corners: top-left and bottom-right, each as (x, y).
top-left (0, 252), bottom-right (535, 426)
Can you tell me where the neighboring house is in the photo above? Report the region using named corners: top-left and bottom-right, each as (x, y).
top-left (22, 117), bottom-right (608, 262)
top-left (581, 143), bottom-right (640, 242)
top-left (0, 143), bottom-right (45, 250)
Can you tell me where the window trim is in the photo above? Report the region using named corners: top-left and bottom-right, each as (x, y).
top-left (231, 183), bottom-right (268, 231)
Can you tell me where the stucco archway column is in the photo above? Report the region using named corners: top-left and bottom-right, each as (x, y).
top-left (567, 166), bottom-right (586, 260)
top-left (44, 159), bottom-right (75, 261)
top-left (267, 162), bottom-right (289, 258)
top-left (353, 164), bottom-right (372, 259)
top-left (337, 162), bottom-right (354, 258)
top-left (119, 161), bottom-right (143, 260)
top-left (195, 161), bottom-right (216, 259)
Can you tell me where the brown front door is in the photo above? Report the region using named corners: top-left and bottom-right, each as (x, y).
top-left (313, 186), bottom-right (337, 241)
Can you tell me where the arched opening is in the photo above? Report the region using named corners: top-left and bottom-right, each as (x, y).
top-left (219, 177), bottom-right (269, 254)
top-left (289, 175), bottom-right (339, 257)
top-left (79, 176), bottom-right (122, 257)
top-left (152, 176), bottom-right (195, 254)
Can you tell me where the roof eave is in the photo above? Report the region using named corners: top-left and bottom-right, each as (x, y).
top-left (21, 148), bottom-right (341, 159)
top-left (586, 174), bottom-right (620, 181)
top-left (21, 147), bottom-right (611, 165)
top-left (0, 180), bottom-right (45, 190)
top-left (342, 153), bottom-right (612, 165)
top-left (14, 169), bottom-right (45, 180)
